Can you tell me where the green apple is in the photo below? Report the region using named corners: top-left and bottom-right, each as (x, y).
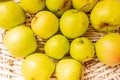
top-left (90, 0), bottom-right (120, 32)
top-left (46, 0), bottom-right (72, 17)
top-left (31, 11), bottom-right (59, 39)
top-left (70, 37), bottom-right (95, 62)
top-left (0, 1), bottom-right (25, 30)
top-left (21, 53), bottom-right (55, 80)
top-left (20, 0), bottom-right (45, 14)
top-left (3, 25), bottom-right (37, 58)
top-left (56, 58), bottom-right (84, 80)
top-left (95, 33), bottom-right (120, 66)
top-left (60, 9), bottom-right (89, 39)
top-left (44, 34), bottom-right (69, 59)
top-left (72, 0), bottom-right (99, 13)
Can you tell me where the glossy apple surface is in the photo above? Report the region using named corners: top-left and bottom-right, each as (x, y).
top-left (46, 0), bottom-right (71, 17)
top-left (96, 33), bottom-right (120, 66)
top-left (22, 53), bottom-right (55, 80)
top-left (72, 0), bottom-right (98, 12)
top-left (60, 9), bottom-right (89, 38)
top-left (31, 11), bottom-right (59, 39)
top-left (90, 0), bottom-right (120, 32)
top-left (20, 0), bottom-right (45, 14)
top-left (56, 58), bottom-right (84, 80)
top-left (70, 37), bottom-right (95, 62)
top-left (0, 1), bottom-right (25, 30)
top-left (4, 25), bottom-right (37, 58)
top-left (44, 34), bottom-right (69, 59)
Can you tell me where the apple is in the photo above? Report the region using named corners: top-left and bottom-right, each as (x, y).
top-left (31, 11), bottom-right (59, 39)
top-left (70, 37), bottom-right (95, 62)
top-left (46, 0), bottom-right (72, 17)
top-left (0, 1), bottom-right (25, 30)
top-left (72, 0), bottom-right (99, 13)
top-left (21, 53), bottom-right (55, 80)
top-left (20, 0), bottom-right (45, 14)
top-left (90, 0), bottom-right (120, 32)
top-left (95, 33), bottom-right (120, 66)
top-left (44, 34), bottom-right (69, 59)
top-left (56, 58), bottom-right (84, 80)
top-left (3, 25), bottom-right (37, 58)
top-left (60, 9), bottom-right (89, 39)
top-left (0, 0), bottom-right (11, 2)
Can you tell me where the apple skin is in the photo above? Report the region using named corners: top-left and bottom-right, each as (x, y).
top-left (31, 11), bottom-right (59, 39)
top-left (95, 33), bottom-right (120, 66)
top-left (70, 37), bottom-right (95, 62)
top-left (44, 34), bottom-right (69, 59)
top-left (72, 0), bottom-right (98, 13)
top-left (46, 0), bottom-right (72, 17)
top-left (21, 53), bottom-right (55, 80)
top-left (20, 0), bottom-right (45, 14)
top-left (60, 9), bottom-right (89, 39)
top-left (0, 0), bottom-right (12, 2)
top-left (0, 1), bottom-right (25, 30)
top-left (90, 0), bottom-right (120, 32)
top-left (56, 58), bottom-right (84, 80)
top-left (3, 25), bottom-right (37, 58)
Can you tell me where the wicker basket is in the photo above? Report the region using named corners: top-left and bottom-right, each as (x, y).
top-left (1, 1), bottom-right (120, 80)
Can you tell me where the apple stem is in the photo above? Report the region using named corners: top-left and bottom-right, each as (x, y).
top-left (78, 2), bottom-right (90, 12)
top-left (79, 40), bottom-right (84, 44)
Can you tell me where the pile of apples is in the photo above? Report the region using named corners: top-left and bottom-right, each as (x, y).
top-left (1, 0), bottom-right (120, 80)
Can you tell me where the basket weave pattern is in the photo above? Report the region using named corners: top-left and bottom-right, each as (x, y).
top-left (1, 1), bottom-right (120, 80)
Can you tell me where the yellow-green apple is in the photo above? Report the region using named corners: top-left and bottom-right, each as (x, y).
top-left (4, 25), bottom-right (37, 58)
top-left (0, 1), bottom-right (25, 30)
top-left (95, 33), bottom-right (120, 66)
top-left (90, 0), bottom-right (120, 32)
top-left (56, 58), bottom-right (84, 80)
top-left (72, 0), bottom-right (99, 13)
top-left (20, 0), bottom-right (45, 14)
top-left (60, 9), bottom-right (89, 39)
top-left (44, 34), bottom-right (69, 59)
top-left (21, 53), bottom-right (55, 80)
top-left (46, 0), bottom-right (72, 17)
top-left (31, 11), bottom-right (59, 39)
top-left (70, 37), bottom-right (95, 62)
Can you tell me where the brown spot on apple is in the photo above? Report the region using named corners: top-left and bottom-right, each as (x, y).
top-left (57, 0), bottom-right (71, 15)
top-left (58, 0), bottom-right (71, 11)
